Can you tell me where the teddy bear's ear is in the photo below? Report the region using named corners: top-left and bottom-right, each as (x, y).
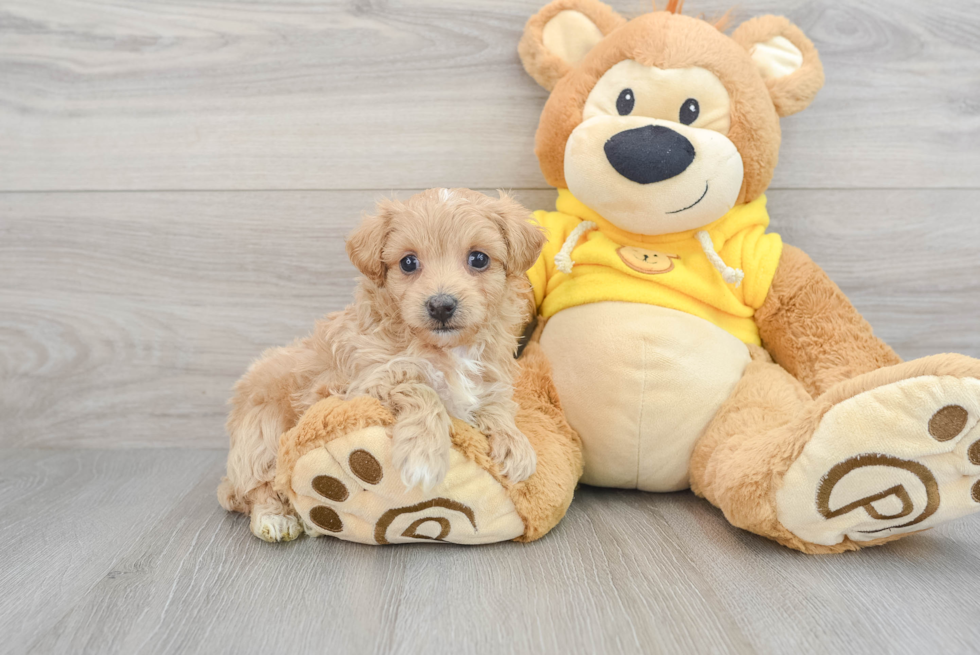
top-left (732, 15), bottom-right (825, 117)
top-left (519, 0), bottom-right (626, 91)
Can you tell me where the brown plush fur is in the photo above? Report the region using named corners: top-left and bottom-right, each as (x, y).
top-left (756, 245), bottom-right (903, 398)
top-left (731, 16), bottom-right (825, 118)
top-left (689, 244), bottom-right (968, 555)
top-left (517, 1), bottom-right (979, 554)
top-left (691, 349), bottom-right (980, 554)
top-left (506, 341), bottom-right (585, 540)
top-left (273, 342), bottom-right (584, 542)
top-left (219, 188), bottom-right (546, 541)
top-left (521, 3), bottom-right (823, 204)
top-left (274, 395), bottom-right (395, 500)
top-left (518, 0), bottom-right (626, 91)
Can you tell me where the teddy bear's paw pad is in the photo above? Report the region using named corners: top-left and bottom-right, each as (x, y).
top-left (251, 512), bottom-right (304, 543)
top-left (777, 375), bottom-right (980, 546)
top-left (290, 426), bottom-right (524, 545)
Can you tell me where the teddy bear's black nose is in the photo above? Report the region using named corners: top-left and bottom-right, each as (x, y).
top-left (426, 294), bottom-right (458, 323)
top-left (604, 125), bottom-right (696, 184)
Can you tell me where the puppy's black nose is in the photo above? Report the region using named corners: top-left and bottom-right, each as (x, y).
top-left (604, 125), bottom-right (696, 184)
top-left (426, 294), bottom-right (458, 323)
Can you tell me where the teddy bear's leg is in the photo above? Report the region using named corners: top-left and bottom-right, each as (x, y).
top-left (274, 343), bottom-right (582, 545)
top-left (691, 348), bottom-right (980, 553)
top-left (754, 245), bottom-right (903, 397)
top-left (689, 348), bottom-right (816, 549)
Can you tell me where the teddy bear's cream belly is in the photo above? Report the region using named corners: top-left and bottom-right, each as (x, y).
top-left (540, 301), bottom-right (751, 492)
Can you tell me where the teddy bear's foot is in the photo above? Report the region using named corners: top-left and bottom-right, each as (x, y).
top-left (777, 360), bottom-right (980, 547)
top-left (286, 421), bottom-right (525, 545)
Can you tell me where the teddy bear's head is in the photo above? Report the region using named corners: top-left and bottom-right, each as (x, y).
top-left (519, 0), bottom-right (823, 236)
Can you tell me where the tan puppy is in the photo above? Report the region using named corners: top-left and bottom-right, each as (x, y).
top-left (217, 188), bottom-right (546, 542)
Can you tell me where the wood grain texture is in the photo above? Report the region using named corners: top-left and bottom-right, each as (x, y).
top-left (1, 0), bottom-right (978, 191)
top-left (2, 188), bottom-right (978, 449)
top-left (18, 460), bottom-right (980, 655)
top-left (0, 449), bottom-right (222, 653)
top-left (19, 461), bottom-right (746, 654)
top-left (657, 493), bottom-right (980, 655)
top-left (0, 188), bottom-right (549, 449)
top-left (2, 1), bottom-right (979, 652)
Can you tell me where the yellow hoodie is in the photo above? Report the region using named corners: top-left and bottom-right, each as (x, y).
top-left (528, 190), bottom-right (783, 345)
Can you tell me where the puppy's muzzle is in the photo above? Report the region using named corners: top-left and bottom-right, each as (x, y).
top-left (426, 294), bottom-right (458, 324)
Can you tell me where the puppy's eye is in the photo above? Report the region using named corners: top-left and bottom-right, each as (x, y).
top-left (399, 254), bottom-right (419, 274)
top-left (616, 88), bottom-right (635, 116)
top-left (679, 98), bottom-right (699, 125)
top-left (467, 251), bottom-right (490, 271)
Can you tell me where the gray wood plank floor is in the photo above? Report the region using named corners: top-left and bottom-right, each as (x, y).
top-left (2, 0), bottom-right (980, 653)
top-left (0, 449), bottom-right (221, 652)
top-left (7, 448), bottom-right (979, 655)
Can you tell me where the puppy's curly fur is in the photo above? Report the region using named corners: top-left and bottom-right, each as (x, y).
top-left (217, 188), bottom-right (546, 542)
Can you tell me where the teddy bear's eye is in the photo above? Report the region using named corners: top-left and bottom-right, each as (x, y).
top-left (679, 98), bottom-right (700, 125)
top-left (616, 89), bottom-right (635, 116)
top-left (399, 254), bottom-right (419, 274)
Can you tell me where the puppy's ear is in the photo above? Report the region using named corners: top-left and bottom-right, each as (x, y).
top-left (732, 15), bottom-right (824, 117)
top-left (489, 192), bottom-right (547, 275)
top-left (346, 200), bottom-right (398, 286)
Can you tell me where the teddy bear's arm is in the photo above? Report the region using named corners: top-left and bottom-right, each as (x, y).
top-left (754, 244), bottom-right (901, 398)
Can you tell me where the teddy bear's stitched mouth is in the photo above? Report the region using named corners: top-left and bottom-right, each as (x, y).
top-left (666, 181), bottom-right (709, 215)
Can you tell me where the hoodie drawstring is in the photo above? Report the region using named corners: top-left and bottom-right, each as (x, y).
top-left (554, 221), bottom-right (597, 274)
top-left (555, 221), bottom-right (744, 288)
top-left (696, 230), bottom-right (744, 287)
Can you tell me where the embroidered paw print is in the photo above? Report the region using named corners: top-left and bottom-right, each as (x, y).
top-left (777, 375), bottom-right (980, 546)
top-left (289, 426), bottom-right (524, 545)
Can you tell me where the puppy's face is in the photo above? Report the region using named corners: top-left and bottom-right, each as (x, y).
top-left (347, 189), bottom-right (544, 348)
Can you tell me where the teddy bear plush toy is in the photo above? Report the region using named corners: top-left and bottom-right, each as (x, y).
top-left (271, 0), bottom-right (980, 553)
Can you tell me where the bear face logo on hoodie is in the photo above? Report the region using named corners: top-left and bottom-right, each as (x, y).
top-left (617, 246), bottom-right (679, 274)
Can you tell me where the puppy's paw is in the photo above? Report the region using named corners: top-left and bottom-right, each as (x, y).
top-left (391, 421), bottom-right (451, 491)
top-left (250, 511), bottom-right (304, 543)
top-left (489, 429), bottom-right (537, 483)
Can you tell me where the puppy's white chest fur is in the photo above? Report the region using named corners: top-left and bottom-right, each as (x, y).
top-left (425, 346), bottom-right (486, 422)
